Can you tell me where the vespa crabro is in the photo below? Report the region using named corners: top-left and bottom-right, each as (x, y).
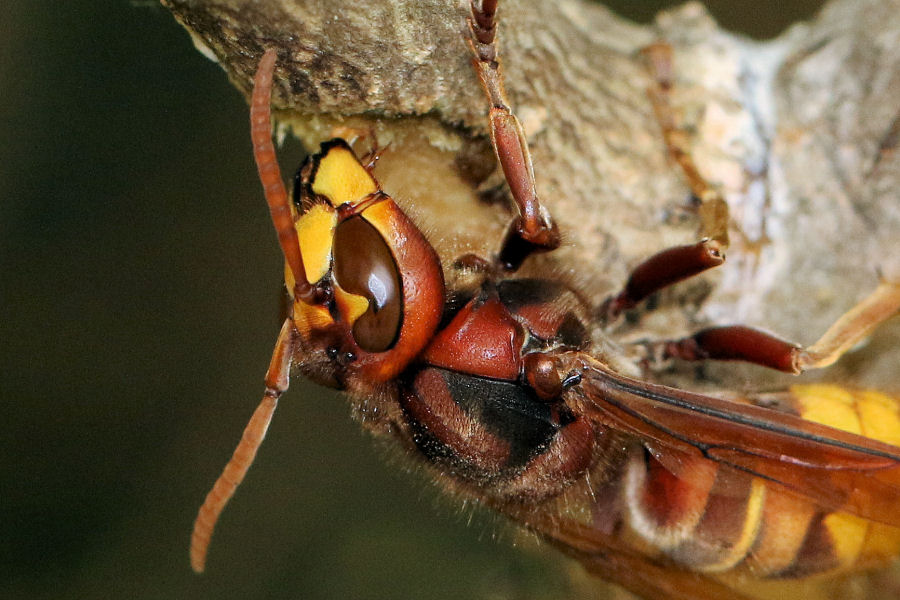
top-left (190, 1), bottom-right (900, 598)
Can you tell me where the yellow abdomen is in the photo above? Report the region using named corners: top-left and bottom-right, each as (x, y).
top-left (623, 385), bottom-right (900, 580)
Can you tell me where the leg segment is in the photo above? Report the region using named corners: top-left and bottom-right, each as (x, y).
top-left (327, 125), bottom-right (386, 172)
top-left (641, 42), bottom-right (730, 250)
top-left (467, 0), bottom-right (560, 271)
top-left (638, 45), bottom-right (900, 373)
top-left (190, 318), bottom-right (297, 573)
top-left (601, 239), bottom-right (725, 322)
top-left (653, 325), bottom-right (802, 373)
top-left (599, 44), bottom-right (733, 323)
top-left (650, 281), bottom-right (900, 373)
top-left (797, 279), bottom-right (900, 370)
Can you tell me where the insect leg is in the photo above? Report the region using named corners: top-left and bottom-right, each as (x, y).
top-left (467, 0), bottom-right (560, 272)
top-left (516, 506), bottom-right (756, 600)
top-left (327, 125), bottom-right (386, 172)
top-left (641, 42), bottom-right (730, 251)
top-left (797, 279), bottom-right (900, 369)
top-left (651, 325), bottom-right (804, 373)
top-left (190, 318), bottom-right (297, 573)
top-left (600, 240), bottom-right (725, 321)
top-left (600, 44), bottom-right (738, 321)
top-left (652, 280), bottom-right (900, 373)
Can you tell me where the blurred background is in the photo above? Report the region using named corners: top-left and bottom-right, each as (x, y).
top-left (0, 1), bottom-right (829, 599)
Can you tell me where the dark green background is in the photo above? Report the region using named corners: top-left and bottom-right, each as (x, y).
top-left (0, 2), bottom-right (824, 599)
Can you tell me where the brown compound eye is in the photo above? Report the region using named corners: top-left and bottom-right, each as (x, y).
top-left (332, 216), bottom-right (403, 352)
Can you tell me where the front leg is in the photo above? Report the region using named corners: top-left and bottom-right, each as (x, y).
top-left (467, 0), bottom-right (560, 271)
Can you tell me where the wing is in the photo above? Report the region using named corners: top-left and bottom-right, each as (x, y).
top-left (572, 355), bottom-right (900, 528)
top-left (508, 356), bottom-right (900, 598)
top-left (511, 504), bottom-right (758, 600)
top-left (518, 505), bottom-right (871, 600)
top-left (544, 522), bottom-right (750, 600)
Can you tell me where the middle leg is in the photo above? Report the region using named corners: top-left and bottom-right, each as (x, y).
top-left (600, 43), bottom-right (735, 323)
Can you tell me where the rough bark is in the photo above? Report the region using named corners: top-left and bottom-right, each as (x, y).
top-left (162, 0), bottom-right (900, 597)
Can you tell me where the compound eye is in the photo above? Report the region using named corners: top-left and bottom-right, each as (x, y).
top-left (332, 216), bottom-right (403, 352)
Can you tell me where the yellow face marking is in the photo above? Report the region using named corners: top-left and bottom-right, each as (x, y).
top-left (333, 284), bottom-right (369, 326)
top-left (311, 144), bottom-right (378, 207)
top-left (294, 204), bottom-right (337, 284)
top-left (790, 384), bottom-right (862, 435)
top-left (292, 301), bottom-right (334, 337)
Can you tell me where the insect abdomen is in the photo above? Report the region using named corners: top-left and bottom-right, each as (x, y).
top-left (623, 385), bottom-right (900, 578)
